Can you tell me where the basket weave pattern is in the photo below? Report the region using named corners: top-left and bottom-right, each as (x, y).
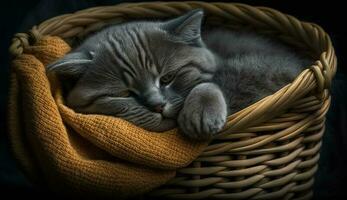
top-left (9, 2), bottom-right (336, 199)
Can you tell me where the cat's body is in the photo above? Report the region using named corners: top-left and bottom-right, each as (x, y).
top-left (47, 10), bottom-right (310, 140)
top-left (205, 30), bottom-right (308, 114)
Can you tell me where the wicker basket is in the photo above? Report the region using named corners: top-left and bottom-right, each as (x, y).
top-left (9, 2), bottom-right (336, 199)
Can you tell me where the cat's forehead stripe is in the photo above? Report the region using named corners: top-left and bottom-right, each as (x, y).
top-left (124, 27), bottom-right (159, 76)
top-left (107, 40), bottom-right (136, 78)
top-left (110, 34), bottom-right (138, 77)
top-left (126, 28), bottom-right (149, 71)
top-left (137, 31), bottom-right (157, 72)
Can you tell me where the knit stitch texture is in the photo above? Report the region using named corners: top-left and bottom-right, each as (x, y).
top-left (8, 36), bottom-right (207, 198)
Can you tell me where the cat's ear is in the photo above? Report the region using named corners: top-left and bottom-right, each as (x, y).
top-left (47, 51), bottom-right (93, 77)
top-left (162, 9), bottom-right (204, 46)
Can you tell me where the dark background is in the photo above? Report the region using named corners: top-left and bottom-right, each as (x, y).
top-left (1, 0), bottom-right (346, 199)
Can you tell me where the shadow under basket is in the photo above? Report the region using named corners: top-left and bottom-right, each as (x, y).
top-left (8, 2), bottom-right (336, 200)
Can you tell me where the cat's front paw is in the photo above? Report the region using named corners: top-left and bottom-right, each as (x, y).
top-left (178, 107), bottom-right (226, 140)
top-left (178, 83), bottom-right (227, 140)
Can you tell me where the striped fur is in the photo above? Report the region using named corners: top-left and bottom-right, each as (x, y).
top-left (47, 10), bottom-right (310, 139)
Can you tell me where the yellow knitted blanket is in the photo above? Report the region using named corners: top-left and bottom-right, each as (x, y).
top-left (8, 36), bottom-right (207, 198)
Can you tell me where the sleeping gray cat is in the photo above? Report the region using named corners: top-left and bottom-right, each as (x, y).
top-left (47, 10), bottom-right (310, 140)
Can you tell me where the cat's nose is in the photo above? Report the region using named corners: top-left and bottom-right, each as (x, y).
top-left (153, 103), bottom-right (166, 113)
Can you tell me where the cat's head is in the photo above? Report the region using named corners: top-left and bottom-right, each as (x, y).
top-left (47, 9), bottom-right (216, 131)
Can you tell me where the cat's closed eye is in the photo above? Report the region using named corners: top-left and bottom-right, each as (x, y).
top-left (160, 71), bottom-right (177, 85)
top-left (118, 90), bottom-right (131, 97)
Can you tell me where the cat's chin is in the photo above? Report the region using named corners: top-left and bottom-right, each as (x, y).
top-left (161, 103), bottom-right (180, 119)
top-left (162, 112), bottom-right (176, 119)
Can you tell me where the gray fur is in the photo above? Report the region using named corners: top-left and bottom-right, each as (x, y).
top-left (178, 82), bottom-right (227, 139)
top-left (205, 30), bottom-right (311, 114)
top-left (47, 10), bottom-right (311, 140)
